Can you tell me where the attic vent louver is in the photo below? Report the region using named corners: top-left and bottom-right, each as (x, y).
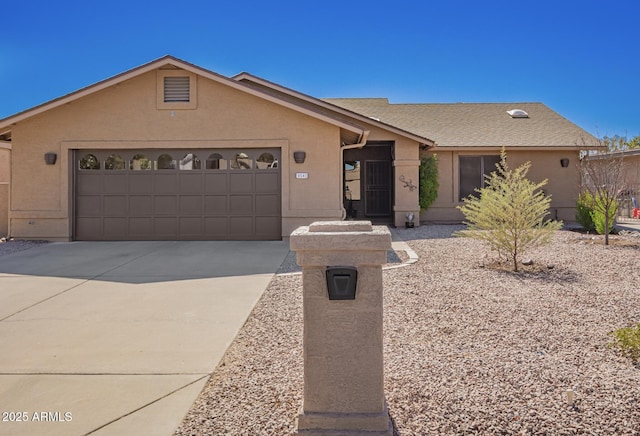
top-left (507, 109), bottom-right (529, 118)
top-left (164, 76), bottom-right (190, 102)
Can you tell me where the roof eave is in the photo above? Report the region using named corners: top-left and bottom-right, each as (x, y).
top-left (587, 147), bottom-right (640, 158)
top-left (431, 144), bottom-right (602, 151)
top-left (0, 56), bottom-right (365, 138)
top-left (233, 73), bottom-right (435, 147)
top-left (0, 55), bottom-right (179, 132)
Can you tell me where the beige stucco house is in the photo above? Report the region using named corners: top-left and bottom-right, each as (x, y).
top-left (0, 56), bottom-right (598, 241)
top-left (584, 148), bottom-right (640, 218)
top-left (618, 149), bottom-right (640, 201)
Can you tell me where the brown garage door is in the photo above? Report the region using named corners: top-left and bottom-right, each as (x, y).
top-left (74, 149), bottom-right (281, 240)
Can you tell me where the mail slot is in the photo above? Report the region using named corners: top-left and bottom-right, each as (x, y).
top-left (326, 266), bottom-right (358, 300)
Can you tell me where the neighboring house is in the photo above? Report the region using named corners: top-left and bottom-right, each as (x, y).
top-left (0, 142), bottom-right (9, 237)
top-left (619, 150), bottom-right (640, 203)
top-left (0, 56), bottom-right (599, 241)
top-left (584, 148), bottom-right (640, 218)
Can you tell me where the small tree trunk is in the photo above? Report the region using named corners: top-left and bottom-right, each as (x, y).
top-left (604, 211), bottom-right (610, 246)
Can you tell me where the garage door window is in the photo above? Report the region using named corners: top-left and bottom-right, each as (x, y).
top-left (231, 152), bottom-right (252, 170)
top-left (206, 153), bottom-right (226, 170)
top-left (105, 154), bottom-right (126, 170)
top-left (157, 153), bottom-right (177, 170)
top-left (179, 153), bottom-right (201, 170)
top-left (131, 154), bottom-right (151, 171)
top-left (257, 152), bottom-right (277, 169)
top-left (79, 153), bottom-right (100, 170)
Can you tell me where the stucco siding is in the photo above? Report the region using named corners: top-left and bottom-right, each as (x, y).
top-left (421, 149), bottom-right (582, 223)
top-left (3, 57), bottom-right (595, 239)
top-left (9, 69), bottom-right (346, 240)
top-left (0, 146), bottom-right (8, 237)
top-left (508, 150), bottom-right (581, 221)
top-left (627, 155), bottom-right (640, 193)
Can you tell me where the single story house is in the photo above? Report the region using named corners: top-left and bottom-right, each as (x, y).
top-left (0, 55), bottom-right (599, 241)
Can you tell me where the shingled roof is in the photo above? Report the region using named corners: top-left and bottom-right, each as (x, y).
top-left (323, 99), bottom-right (599, 149)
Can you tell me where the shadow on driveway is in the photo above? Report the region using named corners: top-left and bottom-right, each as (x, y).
top-left (0, 240), bottom-right (290, 284)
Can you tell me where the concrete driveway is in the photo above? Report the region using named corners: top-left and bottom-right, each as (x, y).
top-left (0, 240), bottom-right (290, 436)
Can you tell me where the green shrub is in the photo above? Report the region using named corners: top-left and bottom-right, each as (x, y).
top-left (577, 191), bottom-right (617, 235)
top-left (576, 192), bottom-right (595, 232)
top-left (609, 323), bottom-right (640, 363)
top-left (590, 195), bottom-right (617, 235)
top-left (419, 155), bottom-right (439, 211)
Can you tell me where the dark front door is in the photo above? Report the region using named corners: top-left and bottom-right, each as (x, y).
top-left (343, 143), bottom-right (393, 222)
top-left (364, 160), bottom-right (392, 216)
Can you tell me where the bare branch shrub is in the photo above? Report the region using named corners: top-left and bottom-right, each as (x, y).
top-left (580, 151), bottom-right (629, 245)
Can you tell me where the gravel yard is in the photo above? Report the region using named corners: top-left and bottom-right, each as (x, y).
top-left (0, 238), bottom-right (48, 257)
top-left (2, 228), bottom-right (637, 434)
top-left (176, 225), bottom-right (640, 435)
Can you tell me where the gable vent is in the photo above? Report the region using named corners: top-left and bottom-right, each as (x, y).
top-left (164, 76), bottom-right (190, 102)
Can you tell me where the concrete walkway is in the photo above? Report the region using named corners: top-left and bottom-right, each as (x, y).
top-left (616, 219), bottom-right (640, 232)
top-left (0, 240), bottom-right (289, 436)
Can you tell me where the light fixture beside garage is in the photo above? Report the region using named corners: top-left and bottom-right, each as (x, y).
top-left (560, 158), bottom-right (570, 168)
top-left (44, 152), bottom-right (57, 165)
top-left (293, 151), bottom-right (306, 164)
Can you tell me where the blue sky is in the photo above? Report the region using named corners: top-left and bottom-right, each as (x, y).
top-left (2, 0), bottom-right (639, 138)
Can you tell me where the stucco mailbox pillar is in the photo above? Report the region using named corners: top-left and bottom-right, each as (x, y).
top-left (290, 220), bottom-right (393, 436)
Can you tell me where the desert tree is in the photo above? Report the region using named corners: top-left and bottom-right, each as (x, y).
top-left (456, 149), bottom-right (562, 271)
top-left (602, 135), bottom-right (628, 151)
top-left (602, 134), bottom-right (640, 151)
top-left (579, 150), bottom-right (628, 245)
top-left (626, 135), bottom-right (640, 149)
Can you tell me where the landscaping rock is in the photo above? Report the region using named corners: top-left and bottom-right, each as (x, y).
top-left (176, 226), bottom-right (640, 435)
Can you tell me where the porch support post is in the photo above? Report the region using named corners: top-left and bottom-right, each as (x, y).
top-left (393, 159), bottom-right (421, 227)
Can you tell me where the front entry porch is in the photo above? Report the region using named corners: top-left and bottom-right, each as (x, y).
top-left (343, 143), bottom-right (394, 224)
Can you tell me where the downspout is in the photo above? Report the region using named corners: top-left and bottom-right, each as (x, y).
top-left (339, 130), bottom-right (370, 219)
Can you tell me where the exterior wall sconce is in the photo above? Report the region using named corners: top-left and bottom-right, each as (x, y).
top-left (560, 158), bottom-right (570, 168)
top-left (44, 152), bottom-right (57, 165)
top-left (293, 151), bottom-right (306, 164)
